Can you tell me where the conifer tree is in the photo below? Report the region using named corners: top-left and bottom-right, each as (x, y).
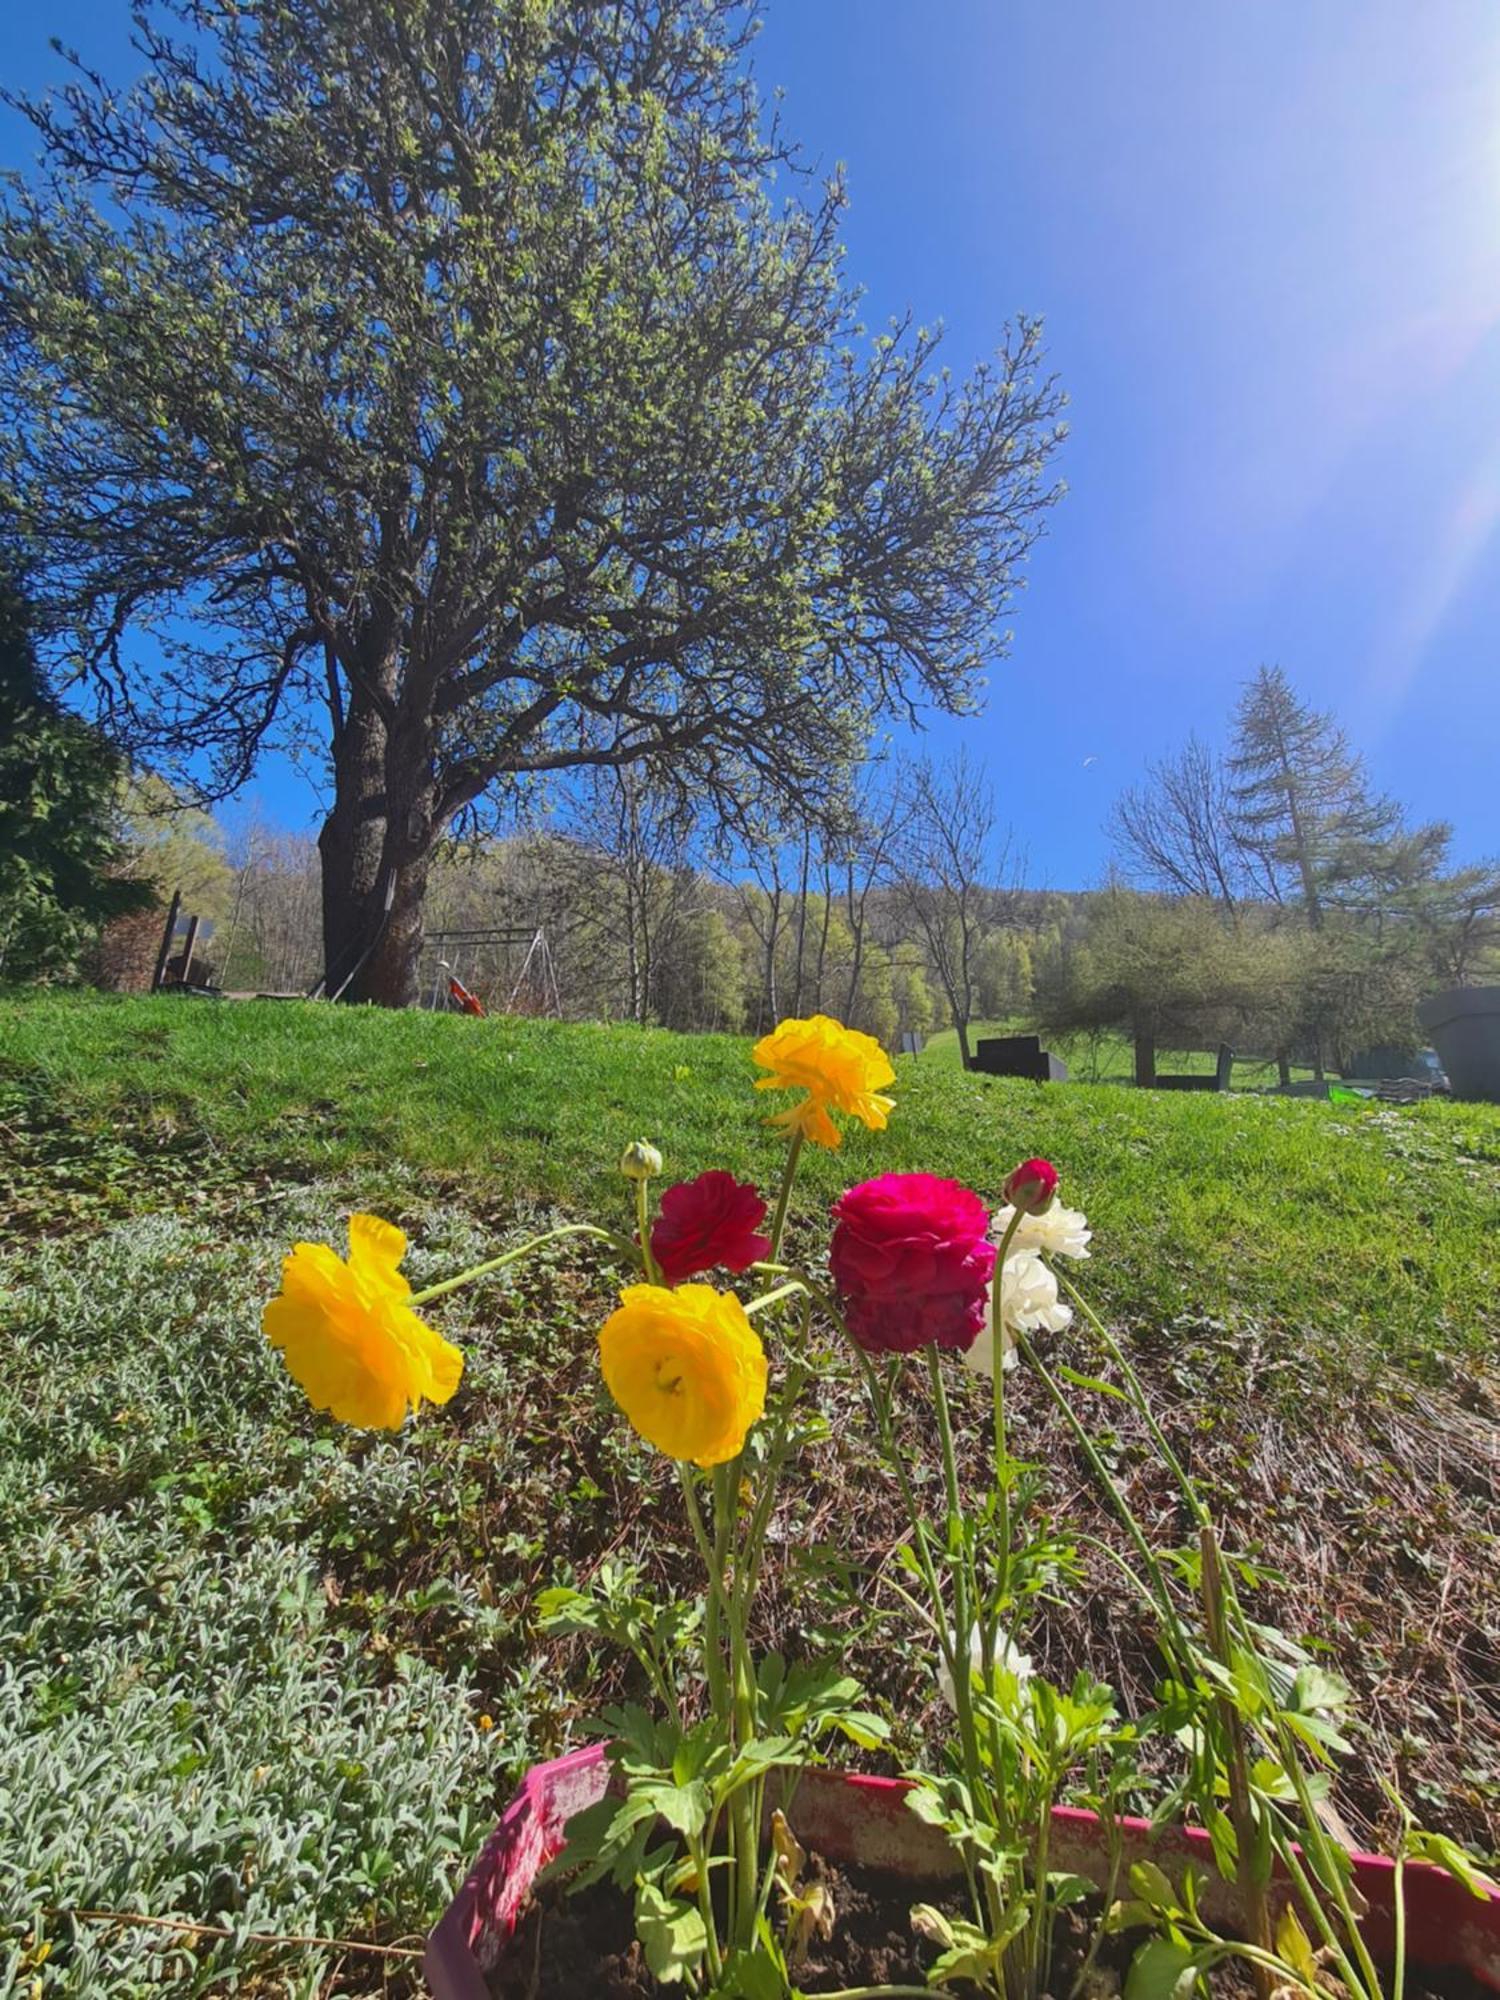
top-left (1228, 667), bottom-right (1401, 926)
top-left (0, 579), bottom-right (149, 979)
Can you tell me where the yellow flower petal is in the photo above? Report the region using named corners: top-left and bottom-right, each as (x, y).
top-left (599, 1283), bottom-right (767, 1468)
top-left (752, 1014), bottom-right (896, 1151)
top-left (262, 1216), bottom-right (463, 1431)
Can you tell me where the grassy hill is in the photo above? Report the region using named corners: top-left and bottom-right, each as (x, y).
top-left (2, 990), bottom-right (1498, 1993)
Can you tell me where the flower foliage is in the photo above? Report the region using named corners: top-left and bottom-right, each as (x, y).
top-left (598, 1282), bottom-right (768, 1468)
top-left (830, 1172), bottom-right (996, 1353)
top-left (650, 1170), bottom-right (771, 1286)
top-left (752, 1013), bottom-right (896, 1150)
top-left (262, 1213), bottom-right (463, 1430)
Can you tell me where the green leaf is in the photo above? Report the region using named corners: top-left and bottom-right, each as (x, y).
top-left (636, 1882), bottom-right (708, 1986)
top-left (1056, 1365), bottom-right (1129, 1401)
top-left (638, 1778), bottom-right (710, 1841)
top-left (1125, 1936), bottom-right (1197, 2000)
top-left (1128, 1861), bottom-right (1182, 1916)
top-left (712, 1946), bottom-right (787, 1999)
top-left (1275, 1905), bottom-right (1319, 1983)
top-left (1406, 1830), bottom-right (1497, 1899)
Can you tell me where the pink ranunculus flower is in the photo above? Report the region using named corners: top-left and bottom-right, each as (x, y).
top-left (649, 1171), bottom-right (772, 1286)
top-left (829, 1172), bottom-right (997, 1354)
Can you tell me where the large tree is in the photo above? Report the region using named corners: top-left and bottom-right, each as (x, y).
top-left (0, 0), bottom-right (1065, 1004)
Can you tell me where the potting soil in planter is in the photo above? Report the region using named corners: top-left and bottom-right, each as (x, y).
top-left (484, 1874), bottom-right (1494, 2000)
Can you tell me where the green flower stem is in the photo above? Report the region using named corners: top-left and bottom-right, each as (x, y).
top-left (851, 1350), bottom-right (958, 1694)
top-left (926, 1342), bottom-right (964, 1529)
top-left (679, 1468), bottom-right (731, 1722)
top-left (744, 1280), bottom-right (810, 1317)
top-left (1057, 1274), bottom-right (1382, 2000)
top-left (716, 1455), bottom-right (761, 1954)
top-left (636, 1180), bottom-right (660, 1285)
top-left (1200, 1525), bottom-right (1274, 2000)
top-left (1056, 1271), bottom-right (1210, 1529)
top-left (924, 1343), bottom-right (990, 1835)
top-left (984, 1210), bottom-right (1025, 1733)
top-left (1012, 1327), bottom-right (1197, 1675)
top-left (767, 1128), bottom-right (805, 1260)
top-left (820, 1988), bottom-right (955, 2000)
top-left (407, 1222), bottom-right (630, 1305)
top-left (1271, 1730), bottom-right (1384, 2000)
top-left (1261, 1823), bottom-right (1371, 2000)
top-left (685, 1830), bottom-right (724, 1986)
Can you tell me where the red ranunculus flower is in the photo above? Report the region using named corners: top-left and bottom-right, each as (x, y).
top-left (829, 1172), bottom-right (996, 1354)
top-left (1001, 1158), bottom-right (1059, 1216)
top-left (649, 1171), bottom-right (772, 1286)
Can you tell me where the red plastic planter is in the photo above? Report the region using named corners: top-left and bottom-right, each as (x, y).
top-left (424, 1744), bottom-right (1500, 1999)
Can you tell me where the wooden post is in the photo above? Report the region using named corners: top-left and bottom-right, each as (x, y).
top-left (1133, 1032), bottom-right (1156, 1088)
top-left (179, 913), bottom-right (201, 988)
top-left (150, 890), bottom-right (181, 992)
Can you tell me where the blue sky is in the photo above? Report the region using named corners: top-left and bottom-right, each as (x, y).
top-left (4, 2), bottom-right (1500, 884)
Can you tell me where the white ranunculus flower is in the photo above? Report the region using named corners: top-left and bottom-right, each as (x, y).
top-left (962, 1249), bottom-right (1073, 1379)
top-left (991, 1202), bottom-right (1092, 1261)
top-left (937, 1627), bottom-right (1035, 1711)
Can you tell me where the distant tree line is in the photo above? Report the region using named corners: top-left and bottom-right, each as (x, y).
top-left (6, 535), bottom-right (1493, 1079)
top-left (1041, 666), bottom-right (1500, 1081)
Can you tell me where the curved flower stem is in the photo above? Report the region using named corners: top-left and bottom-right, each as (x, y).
top-left (924, 1343), bottom-right (989, 1836)
top-left (407, 1223), bottom-right (631, 1305)
top-left (679, 1468), bottom-right (731, 1720)
top-left (851, 1350), bottom-right (955, 1691)
top-left (714, 1455), bottom-right (761, 1953)
top-left (1012, 1327), bottom-right (1197, 1674)
top-left (745, 1280), bottom-right (810, 1318)
top-left (985, 1211), bottom-right (1025, 1702)
top-left (1055, 1271), bottom-right (1210, 1529)
top-left (1055, 1276), bottom-right (1384, 2000)
top-left (767, 1128), bottom-right (805, 1260)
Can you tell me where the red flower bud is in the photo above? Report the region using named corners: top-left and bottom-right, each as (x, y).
top-left (1001, 1158), bottom-right (1059, 1216)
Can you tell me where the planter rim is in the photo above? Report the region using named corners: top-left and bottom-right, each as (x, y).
top-left (425, 1744), bottom-right (1500, 1999)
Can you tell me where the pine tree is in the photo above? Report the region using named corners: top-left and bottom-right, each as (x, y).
top-left (1228, 666), bottom-right (1401, 927)
top-left (0, 580), bottom-right (150, 979)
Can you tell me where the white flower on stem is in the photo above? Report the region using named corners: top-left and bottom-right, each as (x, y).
top-left (991, 1202), bottom-right (1091, 1261)
top-left (938, 1627), bottom-right (1035, 1712)
top-left (962, 1249), bottom-right (1073, 1380)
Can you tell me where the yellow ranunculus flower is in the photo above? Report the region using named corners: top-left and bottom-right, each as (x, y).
top-left (599, 1283), bottom-right (768, 1468)
top-left (751, 1013), bottom-right (896, 1150)
top-left (263, 1214), bottom-right (463, 1431)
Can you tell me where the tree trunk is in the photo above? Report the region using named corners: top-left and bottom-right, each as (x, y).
top-left (956, 1018), bottom-right (973, 1070)
top-left (317, 693), bottom-right (437, 1008)
top-left (1134, 1032), bottom-right (1157, 1087)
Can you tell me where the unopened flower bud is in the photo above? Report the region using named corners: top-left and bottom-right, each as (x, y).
top-left (619, 1139), bottom-right (663, 1182)
top-left (1001, 1158), bottom-right (1059, 1215)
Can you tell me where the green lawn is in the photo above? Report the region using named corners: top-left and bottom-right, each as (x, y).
top-left (2, 991), bottom-right (1498, 1994)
